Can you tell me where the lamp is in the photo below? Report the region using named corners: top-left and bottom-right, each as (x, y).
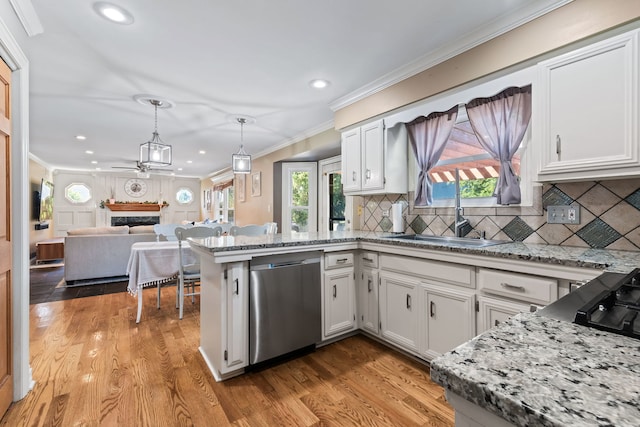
top-left (139, 99), bottom-right (172, 167)
top-left (232, 117), bottom-right (251, 174)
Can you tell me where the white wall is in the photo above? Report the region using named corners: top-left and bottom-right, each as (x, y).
top-left (53, 170), bottom-right (201, 235)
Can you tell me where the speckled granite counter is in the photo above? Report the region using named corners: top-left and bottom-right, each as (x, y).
top-left (189, 230), bottom-right (639, 273)
top-left (430, 312), bottom-right (640, 426)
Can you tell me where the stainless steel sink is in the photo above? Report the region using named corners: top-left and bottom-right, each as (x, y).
top-left (383, 234), bottom-right (508, 248)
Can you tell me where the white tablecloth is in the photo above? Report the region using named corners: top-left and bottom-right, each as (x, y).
top-left (126, 241), bottom-right (196, 295)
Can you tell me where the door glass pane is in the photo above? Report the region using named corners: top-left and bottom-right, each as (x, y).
top-left (292, 171), bottom-right (309, 207)
top-left (291, 208), bottom-right (308, 232)
top-left (329, 172), bottom-right (345, 231)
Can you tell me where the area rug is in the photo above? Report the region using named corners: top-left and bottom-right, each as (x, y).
top-left (56, 275), bottom-right (129, 288)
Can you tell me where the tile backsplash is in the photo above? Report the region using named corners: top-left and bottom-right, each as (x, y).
top-left (359, 178), bottom-right (640, 251)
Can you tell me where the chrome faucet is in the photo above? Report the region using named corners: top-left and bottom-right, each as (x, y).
top-left (454, 168), bottom-right (470, 237)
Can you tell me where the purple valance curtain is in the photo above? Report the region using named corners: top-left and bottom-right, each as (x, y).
top-left (406, 106), bottom-right (458, 206)
top-left (465, 85), bottom-right (532, 205)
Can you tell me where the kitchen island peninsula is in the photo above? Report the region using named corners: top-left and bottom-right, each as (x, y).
top-left (187, 231), bottom-right (639, 388)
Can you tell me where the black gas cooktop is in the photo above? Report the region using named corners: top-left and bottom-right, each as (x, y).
top-left (538, 269), bottom-right (640, 338)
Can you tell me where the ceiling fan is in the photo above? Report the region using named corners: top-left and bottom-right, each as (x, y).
top-left (112, 161), bottom-right (173, 178)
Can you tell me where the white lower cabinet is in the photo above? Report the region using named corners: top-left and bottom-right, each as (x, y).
top-left (199, 259), bottom-right (249, 381)
top-left (359, 266), bottom-right (379, 335)
top-left (324, 252), bottom-right (357, 338)
top-left (477, 295), bottom-right (530, 335)
top-left (421, 285), bottom-right (476, 360)
top-left (224, 262), bottom-right (249, 370)
top-left (379, 271), bottom-right (420, 353)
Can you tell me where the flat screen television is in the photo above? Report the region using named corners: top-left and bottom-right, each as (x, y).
top-left (38, 179), bottom-right (54, 222)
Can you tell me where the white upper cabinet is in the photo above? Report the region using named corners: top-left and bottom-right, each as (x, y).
top-left (535, 29), bottom-right (640, 181)
top-left (341, 119), bottom-right (407, 195)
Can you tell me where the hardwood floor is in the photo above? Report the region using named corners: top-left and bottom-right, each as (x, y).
top-left (2, 286), bottom-right (454, 426)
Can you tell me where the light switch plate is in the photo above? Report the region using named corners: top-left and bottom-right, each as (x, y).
top-left (547, 205), bottom-right (580, 224)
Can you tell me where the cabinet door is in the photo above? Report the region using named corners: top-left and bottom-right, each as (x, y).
top-left (379, 272), bottom-right (419, 352)
top-left (359, 267), bottom-right (379, 335)
top-left (422, 285), bottom-right (475, 360)
top-left (537, 30), bottom-right (640, 180)
top-left (324, 267), bottom-right (356, 337)
top-left (477, 296), bottom-right (530, 335)
top-left (341, 127), bottom-right (361, 192)
top-left (224, 262), bottom-right (248, 372)
top-left (361, 120), bottom-right (384, 191)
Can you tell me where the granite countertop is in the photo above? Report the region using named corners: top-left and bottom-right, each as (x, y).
top-left (430, 312), bottom-right (640, 426)
top-left (188, 231), bottom-right (639, 273)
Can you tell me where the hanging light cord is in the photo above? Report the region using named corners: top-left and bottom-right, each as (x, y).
top-left (238, 118), bottom-right (247, 153)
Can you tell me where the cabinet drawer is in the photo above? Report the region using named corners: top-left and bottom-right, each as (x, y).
top-left (325, 252), bottom-right (354, 269)
top-left (359, 251), bottom-right (378, 268)
top-left (380, 254), bottom-right (473, 288)
top-left (478, 269), bottom-right (557, 305)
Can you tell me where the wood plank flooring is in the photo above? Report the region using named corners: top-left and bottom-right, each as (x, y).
top-left (1, 286), bottom-right (454, 426)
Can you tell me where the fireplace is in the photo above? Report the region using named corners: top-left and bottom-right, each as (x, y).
top-left (111, 216), bottom-right (160, 227)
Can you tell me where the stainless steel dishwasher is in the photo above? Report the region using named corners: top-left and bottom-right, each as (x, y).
top-left (249, 251), bottom-right (321, 365)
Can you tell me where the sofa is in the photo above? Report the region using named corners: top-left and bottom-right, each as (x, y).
top-left (64, 225), bottom-right (157, 285)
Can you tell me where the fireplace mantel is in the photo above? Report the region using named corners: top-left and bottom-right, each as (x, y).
top-left (105, 203), bottom-right (167, 212)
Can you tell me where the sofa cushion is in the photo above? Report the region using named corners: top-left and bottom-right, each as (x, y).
top-left (129, 225), bottom-right (155, 234)
top-left (67, 226), bottom-right (129, 236)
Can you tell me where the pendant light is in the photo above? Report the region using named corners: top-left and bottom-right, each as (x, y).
top-left (139, 99), bottom-right (172, 167)
top-left (232, 117), bottom-right (251, 174)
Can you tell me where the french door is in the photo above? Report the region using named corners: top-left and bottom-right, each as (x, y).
top-left (281, 162), bottom-right (317, 234)
top-left (319, 157), bottom-right (346, 232)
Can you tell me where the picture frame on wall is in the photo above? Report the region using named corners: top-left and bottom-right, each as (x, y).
top-left (251, 172), bottom-right (261, 197)
top-left (236, 174), bottom-right (245, 202)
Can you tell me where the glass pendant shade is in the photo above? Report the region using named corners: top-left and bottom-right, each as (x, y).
top-left (232, 145), bottom-right (251, 174)
top-left (231, 117), bottom-right (251, 174)
top-left (140, 132), bottom-right (172, 167)
top-left (139, 99), bottom-right (172, 167)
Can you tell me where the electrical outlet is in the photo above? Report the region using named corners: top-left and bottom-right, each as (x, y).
top-left (547, 205), bottom-right (580, 224)
top-left (382, 209), bottom-right (390, 217)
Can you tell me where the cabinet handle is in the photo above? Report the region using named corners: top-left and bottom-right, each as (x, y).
top-left (333, 284), bottom-right (337, 298)
top-left (430, 301), bottom-right (435, 317)
top-left (234, 278), bottom-right (239, 295)
top-left (556, 134), bottom-right (561, 157)
top-left (362, 257), bottom-right (373, 263)
top-left (352, 171), bottom-right (357, 182)
top-left (336, 258), bottom-right (348, 264)
top-left (367, 278), bottom-right (372, 292)
top-left (365, 169), bottom-right (371, 180)
top-left (406, 294), bottom-right (411, 309)
top-left (500, 282), bottom-right (525, 292)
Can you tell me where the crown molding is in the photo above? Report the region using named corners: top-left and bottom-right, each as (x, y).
top-left (329, 0), bottom-right (573, 112)
top-left (9, 0), bottom-right (43, 37)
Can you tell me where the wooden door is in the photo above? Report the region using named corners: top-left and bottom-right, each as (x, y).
top-left (0, 57), bottom-right (12, 417)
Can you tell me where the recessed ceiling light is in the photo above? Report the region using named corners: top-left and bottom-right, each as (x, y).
top-left (85, 150), bottom-right (94, 154)
top-left (93, 2), bottom-right (134, 25)
top-left (177, 168), bottom-right (183, 171)
top-left (186, 160), bottom-right (193, 164)
top-left (76, 135), bottom-right (87, 140)
top-left (199, 150), bottom-right (206, 155)
top-left (309, 79), bottom-right (330, 89)
top-left (95, 167), bottom-right (102, 170)
top-left (91, 160), bottom-right (98, 164)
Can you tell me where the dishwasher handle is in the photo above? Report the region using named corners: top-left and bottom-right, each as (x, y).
top-left (251, 257), bottom-right (321, 271)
